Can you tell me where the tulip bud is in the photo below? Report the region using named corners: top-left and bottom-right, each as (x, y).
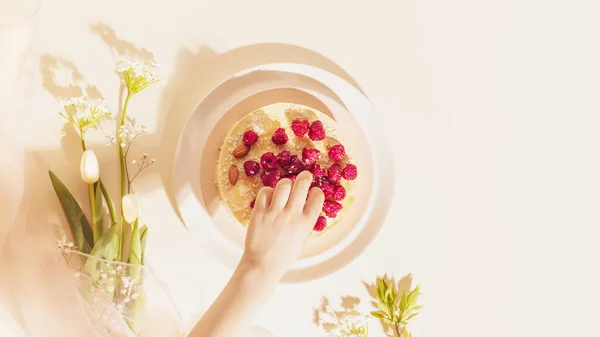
top-left (122, 194), bottom-right (140, 224)
top-left (80, 149), bottom-right (100, 184)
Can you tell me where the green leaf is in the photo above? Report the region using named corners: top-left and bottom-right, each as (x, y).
top-left (400, 290), bottom-right (408, 312)
top-left (48, 171), bottom-right (92, 253)
top-left (407, 285), bottom-right (420, 307)
top-left (92, 182), bottom-right (104, 241)
top-left (98, 179), bottom-right (116, 225)
top-left (376, 301), bottom-right (389, 313)
top-left (85, 223), bottom-right (120, 265)
top-left (82, 223), bottom-right (120, 291)
top-left (370, 311), bottom-right (385, 319)
top-left (140, 225), bottom-right (148, 265)
top-left (128, 220), bottom-right (142, 265)
top-left (404, 312), bottom-right (420, 321)
top-left (412, 305), bottom-right (424, 311)
top-left (377, 277), bottom-right (386, 300)
top-left (401, 308), bottom-right (414, 320)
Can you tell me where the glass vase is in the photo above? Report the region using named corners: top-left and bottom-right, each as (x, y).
top-left (60, 246), bottom-right (184, 337)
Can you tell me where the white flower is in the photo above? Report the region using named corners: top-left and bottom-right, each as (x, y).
top-left (80, 149), bottom-right (100, 184)
top-left (118, 122), bottom-right (147, 144)
top-left (59, 97), bottom-right (112, 137)
top-left (105, 133), bottom-right (117, 146)
top-left (122, 194), bottom-right (140, 224)
top-left (117, 56), bottom-right (162, 94)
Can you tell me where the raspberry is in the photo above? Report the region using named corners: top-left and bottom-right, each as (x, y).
top-left (328, 144), bottom-right (345, 161)
top-left (308, 120), bottom-right (326, 141)
top-left (320, 181), bottom-right (334, 197)
top-left (328, 164), bottom-right (342, 183)
top-left (243, 130), bottom-right (258, 146)
top-left (271, 127), bottom-right (288, 145)
top-left (282, 155), bottom-right (305, 175)
top-left (284, 174), bottom-right (297, 182)
top-left (250, 199), bottom-right (255, 208)
top-left (323, 199), bottom-right (343, 218)
top-left (277, 150), bottom-right (291, 166)
top-left (342, 164), bottom-right (358, 180)
top-left (313, 216), bottom-right (327, 232)
top-left (261, 169), bottom-right (281, 187)
top-left (311, 177), bottom-right (333, 197)
top-left (243, 160), bottom-right (260, 176)
top-left (302, 148), bottom-right (321, 166)
top-left (291, 119), bottom-right (310, 137)
top-left (333, 185), bottom-right (346, 201)
top-left (260, 152), bottom-right (278, 170)
top-left (310, 164), bottom-right (326, 179)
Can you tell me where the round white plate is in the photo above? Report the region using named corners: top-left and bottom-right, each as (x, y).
top-left (173, 63), bottom-right (394, 282)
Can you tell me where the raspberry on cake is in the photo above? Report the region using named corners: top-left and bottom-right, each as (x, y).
top-left (308, 120), bottom-right (326, 141)
top-left (260, 152), bottom-right (278, 170)
top-left (342, 164), bottom-right (358, 180)
top-left (302, 148), bottom-right (320, 166)
top-left (261, 169), bottom-right (281, 187)
top-left (310, 164), bottom-right (326, 179)
top-left (333, 185), bottom-right (346, 201)
top-left (291, 119), bottom-right (310, 137)
top-left (328, 164), bottom-right (342, 183)
top-left (328, 144), bottom-right (345, 161)
top-left (277, 150), bottom-right (291, 166)
top-left (313, 216), bottom-right (327, 231)
top-left (271, 127), bottom-right (289, 145)
top-left (243, 160), bottom-right (260, 176)
top-left (216, 102), bottom-right (357, 234)
top-left (243, 130), bottom-right (258, 146)
top-left (323, 199), bottom-right (343, 218)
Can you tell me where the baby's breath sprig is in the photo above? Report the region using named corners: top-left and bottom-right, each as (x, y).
top-left (370, 277), bottom-right (422, 337)
top-left (105, 122), bottom-right (154, 193)
top-left (59, 96), bottom-right (111, 144)
top-left (127, 153), bottom-right (155, 192)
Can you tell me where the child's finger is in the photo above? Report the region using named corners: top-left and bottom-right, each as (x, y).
top-left (254, 186), bottom-right (274, 210)
top-left (285, 171), bottom-right (313, 211)
top-left (303, 187), bottom-right (325, 220)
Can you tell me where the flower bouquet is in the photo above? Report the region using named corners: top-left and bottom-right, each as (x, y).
top-left (49, 57), bottom-right (180, 336)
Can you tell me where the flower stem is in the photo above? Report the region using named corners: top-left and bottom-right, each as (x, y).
top-left (394, 325), bottom-right (401, 337)
top-left (88, 183), bottom-right (100, 243)
top-left (119, 91), bottom-right (132, 199)
top-left (118, 90), bottom-right (132, 262)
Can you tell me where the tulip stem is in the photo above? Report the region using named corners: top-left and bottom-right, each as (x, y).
top-left (89, 183), bottom-right (100, 243)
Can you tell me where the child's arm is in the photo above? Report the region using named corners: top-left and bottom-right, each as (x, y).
top-left (188, 171), bottom-right (324, 337)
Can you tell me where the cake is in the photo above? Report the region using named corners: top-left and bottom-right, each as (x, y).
top-left (216, 102), bottom-right (358, 233)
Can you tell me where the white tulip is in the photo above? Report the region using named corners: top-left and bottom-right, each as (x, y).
top-left (80, 149), bottom-right (100, 184)
top-left (122, 194), bottom-right (140, 224)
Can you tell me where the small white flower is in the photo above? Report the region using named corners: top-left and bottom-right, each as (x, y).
top-left (117, 56), bottom-right (162, 94)
top-left (80, 149), bottom-right (100, 184)
top-left (122, 194), bottom-right (140, 224)
top-left (118, 122), bottom-right (146, 146)
top-left (105, 133), bottom-right (117, 146)
top-left (59, 97), bottom-right (112, 138)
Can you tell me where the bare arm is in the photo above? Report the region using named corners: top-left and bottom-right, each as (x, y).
top-left (188, 171), bottom-right (324, 337)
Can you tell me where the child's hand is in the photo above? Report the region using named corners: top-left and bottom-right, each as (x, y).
top-left (242, 170), bottom-right (325, 279)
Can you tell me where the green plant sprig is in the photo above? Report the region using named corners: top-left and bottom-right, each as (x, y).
top-left (370, 276), bottom-right (422, 337)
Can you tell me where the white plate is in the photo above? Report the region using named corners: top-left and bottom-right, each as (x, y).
top-left (173, 63), bottom-right (394, 283)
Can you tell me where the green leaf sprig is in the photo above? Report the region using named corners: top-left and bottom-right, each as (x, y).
top-left (370, 276), bottom-right (422, 337)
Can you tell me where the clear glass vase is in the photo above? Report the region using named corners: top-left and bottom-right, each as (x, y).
top-left (59, 246), bottom-right (184, 337)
